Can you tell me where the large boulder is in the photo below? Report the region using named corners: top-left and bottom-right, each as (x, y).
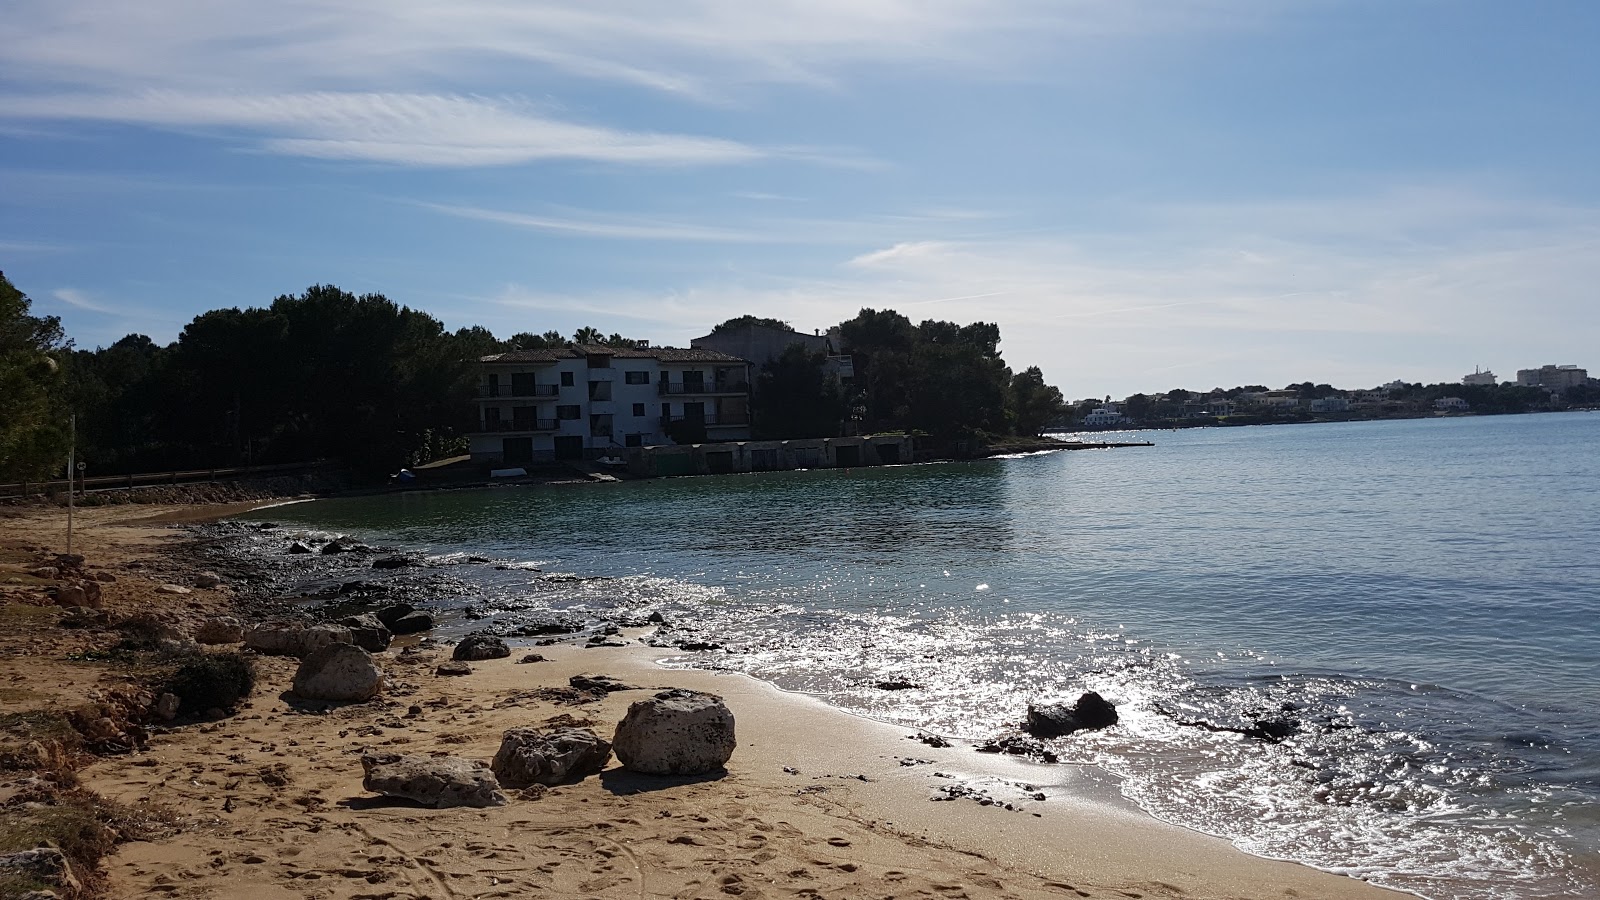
top-left (376, 604), bottom-right (434, 635)
top-left (452, 634), bottom-right (510, 661)
top-left (194, 616), bottom-right (246, 645)
top-left (491, 727), bottom-right (612, 787)
top-left (337, 613), bottom-right (393, 652)
top-left (361, 752), bottom-right (506, 808)
top-left (292, 643), bottom-right (383, 702)
top-left (245, 623), bottom-right (352, 658)
top-left (1024, 691), bottom-right (1118, 738)
top-left (612, 689), bottom-right (736, 776)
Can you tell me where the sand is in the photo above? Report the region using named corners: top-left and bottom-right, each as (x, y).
top-left (0, 501), bottom-right (1403, 900)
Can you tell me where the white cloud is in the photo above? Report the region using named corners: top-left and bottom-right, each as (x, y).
top-left (0, 91), bottom-right (763, 168)
top-left (50, 287), bottom-right (118, 314)
top-left (422, 203), bottom-right (774, 242)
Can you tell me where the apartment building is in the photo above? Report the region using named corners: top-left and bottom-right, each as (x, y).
top-left (469, 344), bottom-right (751, 465)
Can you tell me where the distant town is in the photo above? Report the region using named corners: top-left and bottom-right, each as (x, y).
top-left (1069, 363), bottom-right (1596, 430)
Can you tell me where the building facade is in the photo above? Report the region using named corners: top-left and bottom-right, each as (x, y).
top-left (469, 345), bottom-right (751, 465)
top-left (1516, 364), bottom-right (1588, 390)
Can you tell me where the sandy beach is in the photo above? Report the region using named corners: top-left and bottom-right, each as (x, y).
top-left (0, 501), bottom-right (1403, 900)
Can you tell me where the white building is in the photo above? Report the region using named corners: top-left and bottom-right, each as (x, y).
top-left (1462, 367), bottom-right (1497, 387)
top-left (1434, 396), bottom-right (1470, 411)
top-left (1309, 397), bottom-right (1351, 413)
top-left (1081, 401), bottom-right (1129, 428)
top-left (469, 345), bottom-right (751, 465)
top-left (1516, 364), bottom-right (1588, 390)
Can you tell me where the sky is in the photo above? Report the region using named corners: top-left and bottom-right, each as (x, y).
top-left (2, 0), bottom-right (1598, 399)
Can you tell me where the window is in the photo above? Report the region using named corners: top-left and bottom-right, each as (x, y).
top-left (486, 373), bottom-right (500, 397)
top-left (556, 404), bottom-right (580, 420)
top-left (624, 433), bottom-right (643, 448)
top-left (483, 407), bottom-right (501, 430)
top-left (586, 354), bottom-right (611, 368)
top-left (660, 402), bottom-right (671, 420)
top-left (625, 370), bottom-right (650, 385)
top-left (560, 371), bottom-right (574, 387)
top-left (511, 372), bottom-right (536, 396)
top-left (632, 403), bottom-right (645, 417)
top-left (589, 381), bottom-right (612, 401)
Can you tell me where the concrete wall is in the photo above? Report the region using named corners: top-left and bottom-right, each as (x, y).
top-left (625, 435), bottom-right (915, 478)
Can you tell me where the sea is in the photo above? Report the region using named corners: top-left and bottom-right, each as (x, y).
top-left (247, 411), bottom-right (1600, 900)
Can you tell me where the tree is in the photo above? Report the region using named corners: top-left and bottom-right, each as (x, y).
top-left (711, 315), bottom-right (791, 334)
top-left (1007, 367), bottom-right (1065, 436)
top-left (573, 326), bottom-right (604, 345)
top-left (507, 330), bottom-right (566, 350)
top-left (752, 345), bottom-right (846, 439)
top-left (0, 272), bottom-right (70, 480)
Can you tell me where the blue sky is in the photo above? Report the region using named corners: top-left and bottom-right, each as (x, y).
top-left (3, 0), bottom-right (1597, 398)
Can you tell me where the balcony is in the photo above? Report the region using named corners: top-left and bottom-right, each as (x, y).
top-left (480, 383), bottom-right (558, 399)
top-left (479, 418), bottom-right (559, 433)
top-left (659, 381), bottom-right (749, 396)
top-left (665, 413), bottom-right (750, 426)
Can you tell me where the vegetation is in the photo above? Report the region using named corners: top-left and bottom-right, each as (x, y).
top-left (0, 271), bottom-right (70, 480)
top-left (710, 315), bottom-right (792, 334)
top-left (163, 650), bottom-right (256, 715)
top-left (752, 345), bottom-right (848, 439)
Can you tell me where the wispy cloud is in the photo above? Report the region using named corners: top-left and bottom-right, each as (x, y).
top-left (0, 91), bottom-right (765, 168)
top-left (50, 287), bottom-right (118, 313)
top-left (421, 203), bottom-right (773, 242)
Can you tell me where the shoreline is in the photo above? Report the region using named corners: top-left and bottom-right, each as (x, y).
top-left (1, 501), bottom-right (1403, 899)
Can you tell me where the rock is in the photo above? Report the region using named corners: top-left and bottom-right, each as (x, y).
top-left (612, 689), bottom-right (736, 776)
top-left (28, 566), bottom-right (60, 579)
top-left (193, 572), bottom-right (222, 589)
top-left (337, 613), bottom-right (392, 652)
top-left (79, 580), bottom-right (103, 608)
top-left (435, 661), bottom-right (473, 676)
top-left (371, 555), bottom-right (414, 570)
top-left (491, 727), bottom-right (612, 787)
top-left (156, 584), bottom-right (193, 595)
top-left (974, 733), bottom-right (1060, 763)
top-left (360, 752), bottom-right (505, 808)
top-left (154, 692), bottom-right (180, 721)
top-left (1024, 691), bottom-right (1118, 738)
top-left (374, 604), bottom-right (416, 627)
top-left (875, 679), bottom-right (919, 691)
top-left (292, 643), bottom-right (384, 702)
top-left (244, 623), bottom-right (353, 658)
top-left (389, 612), bottom-right (434, 635)
top-left (52, 553), bottom-right (85, 572)
top-left (58, 607), bottom-right (109, 628)
top-left (452, 634), bottom-right (510, 661)
top-left (194, 616), bottom-right (246, 644)
top-left (286, 541), bottom-right (314, 554)
top-left (53, 584), bottom-right (86, 607)
top-left (516, 653), bottom-right (547, 664)
top-left (569, 674), bottom-right (635, 693)
top-left (320, 537), bottom-right (352, 554)
top-left (646, 611), bottom-right (668, 625)
top-left (93, 572), bottom-right (116, 583)
top-left (0, 847), bottom-right (80, 897)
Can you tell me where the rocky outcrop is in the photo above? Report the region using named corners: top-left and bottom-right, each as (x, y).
top-left (371, 555), bottom-right (414, 570)
top-left (245, 623), bottom-right (352, 657)
top-left (193, 571), bottom-right (222, 588)
top-left (194, 616), bottom-right (246, 645)
top-left (337, 613), bottom-right (392, 652)
top-left (569, 673), bottom-right (635, 693)
top-left (1024, 692), bottom-right (1118, 738)
top-left (435, 661), bottom-right (472, 677)
top-left (361, 752), bottom-right (506, 808)
top-left (612, 689), bottom-right (736, 775)
top-left (377, 604), bottom-right (434, 635)
top-left (292, 643), bottom-right (383, 702)
top-left (452, 634), bottom-right (510, 661)
top-left (491, 727), bottom-right (612, 787)
top-left (0, 847), bottom-right (81, 897)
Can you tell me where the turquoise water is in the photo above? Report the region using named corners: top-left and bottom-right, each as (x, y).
top-left (256, 412), bottom-right (1600, 899)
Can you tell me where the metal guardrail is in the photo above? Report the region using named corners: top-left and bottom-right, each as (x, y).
top-left (0, 460), bottom-right (335, 499)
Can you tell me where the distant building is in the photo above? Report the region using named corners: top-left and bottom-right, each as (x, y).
top-left (1381, 380), bottom-right (1409, 392)
top-left (1434, 396), bottom-right (1469, 411)
top-left (1081, 400), bottom-right (1129, 429)
top-left (691, 322), bottom-right (854, 384)
top-left (1462, 367), bottom-right (1497, 387)
top-left (1309, 397), bottom-right (1351, 413)
top-left (469, 344), bottom-right (751, 465)
top-left (1516, 364), bottom-right (1588, 390)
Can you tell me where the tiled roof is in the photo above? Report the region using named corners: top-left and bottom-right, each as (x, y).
top-left (480, 345), bottom-right (748, 364)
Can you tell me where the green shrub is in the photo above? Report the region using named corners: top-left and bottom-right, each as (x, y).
top-left (163, 651), bottom-right (255, 714)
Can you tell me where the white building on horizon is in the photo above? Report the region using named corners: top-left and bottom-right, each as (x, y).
top-left (469, 344), bottom-right (751, 465)
top-left (1462, 367), bottom-right (1497, 386)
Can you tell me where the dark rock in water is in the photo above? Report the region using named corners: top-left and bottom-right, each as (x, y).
top-left (570, 673), bottom-right (635, 693)
top-left (646, 611), bottom-right (668, 625)
top-left (675, 640), bottom-right (723, 652)
top-left (286, 541), bottom-right (314, 554)
top-left (912, 732), bottom-right (951, 748)
top-left (321, 537), bottom-right (372, 555)
top-left (453, 634), bottom-right (511, 661)
top-left (435, 661), bottom-right (473, 677)
top-left (875, 679), bottom-right (919, 691)
top-left (464, 555), bottom-right (491, 563)
top-left (1025, 691), bottom-right (1118, 738)
top-left (492, 727), bottom-right (612, 787)
top-left (497, 618), bottom-right (583, 637)
top-left (517, 653), bottom-right (547, 664)
top-left (974, 733), bottom-right (1060, 763)
top-left (389, 612), bottom-right (435, 635)
top-left (374, 604), bottom-right (416, 628)
top-left (1244, 718), bottom-right (1299, 743)
top-left (371, 555), bottom-right (414, 570)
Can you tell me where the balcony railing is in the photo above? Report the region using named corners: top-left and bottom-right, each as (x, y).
top-left (480, 418), bottom-right (560, 432)
top-left (482, 384), bottom-right (559, 398)
top-left (665, 413), bottom-right (750, 426)
top-left (659, 381), bottom-right (749, 396)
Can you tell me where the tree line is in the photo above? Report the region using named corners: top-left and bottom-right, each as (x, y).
top-left (1, 274), bottom-right (1067, 483)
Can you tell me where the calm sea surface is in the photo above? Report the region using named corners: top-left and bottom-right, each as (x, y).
top-left (257, 412), bottom-right (1600, 899)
